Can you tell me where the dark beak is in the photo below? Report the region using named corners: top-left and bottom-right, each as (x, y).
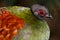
top-left (45, 14), bottom-right (53, 19)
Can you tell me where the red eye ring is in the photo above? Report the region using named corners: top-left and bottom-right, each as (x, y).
top-left (37, 9), bottom-right (46, 16)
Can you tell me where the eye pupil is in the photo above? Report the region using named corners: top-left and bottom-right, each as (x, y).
top-left (40, 12), bottom-right (44, 14)
top-left (37, 9), bottom-right (45, 16)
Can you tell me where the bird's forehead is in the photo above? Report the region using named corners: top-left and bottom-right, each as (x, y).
top-left (31, 4), bottom-right (49, 14)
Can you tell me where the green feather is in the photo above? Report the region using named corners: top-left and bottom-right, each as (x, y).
top-left (1, 6), bottom-right (50, 40)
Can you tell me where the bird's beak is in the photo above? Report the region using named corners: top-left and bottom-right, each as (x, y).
top-left (45, 14), bottom-right (53, 19)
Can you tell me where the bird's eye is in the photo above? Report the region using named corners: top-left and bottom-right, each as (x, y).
top-left (37, 9), bottom-right (46, 17)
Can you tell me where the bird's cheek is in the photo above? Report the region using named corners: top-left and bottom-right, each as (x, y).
top-left (34, 12), bottom-right (38, 16)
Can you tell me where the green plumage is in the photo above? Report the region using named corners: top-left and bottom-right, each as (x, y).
top-left (1, 6), bottom-right (50, 40)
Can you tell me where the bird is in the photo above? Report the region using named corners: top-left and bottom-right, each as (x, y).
top-left (0, 4), bottom-right (52, 40)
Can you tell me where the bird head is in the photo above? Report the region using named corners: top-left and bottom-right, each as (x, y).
top-left (31, 4), bottom-right (52, 20)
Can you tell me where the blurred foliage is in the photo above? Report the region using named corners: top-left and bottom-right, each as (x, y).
top-left (0, 0), bottom-right (16, 6)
